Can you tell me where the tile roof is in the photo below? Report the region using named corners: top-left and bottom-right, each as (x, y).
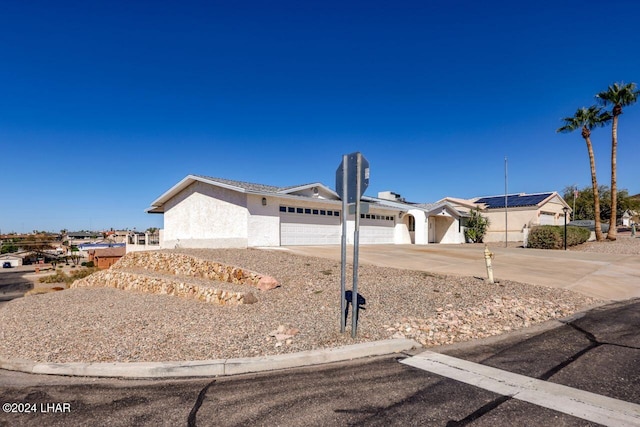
top-left (475, 193), bottom-right (553, 209)
top-left (194, 175), bottom-right (285, 193)
top-left (92, 247), bottom-right (126, 257)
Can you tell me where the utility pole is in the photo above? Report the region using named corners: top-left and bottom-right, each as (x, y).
top-left (504, 156), bottom-right (508, 248)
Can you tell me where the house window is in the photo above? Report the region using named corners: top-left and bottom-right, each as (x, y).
top-left (279, 206), bottom-right (286, 212)
top-left (288, 207), bottom-right (295, 213)
top-left (334, 211), bottom-right (340, 217)
top-left (296, 208), bottom-right (303, 214)
top-left (320, 210), bottom-right (326, 215)
top-left (305, 208), bottom-right (311, 214)
top-left (313, 209), bottom-right (319, 215)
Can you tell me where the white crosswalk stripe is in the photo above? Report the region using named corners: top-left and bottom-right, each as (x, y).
top-left (401, 351), bottom-right (640, 427)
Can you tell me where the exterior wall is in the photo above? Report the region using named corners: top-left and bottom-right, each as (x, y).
top-left (408, 210), bottom-right (428, 245)
top-left (394, 221), bottom-right (411, 244)
top-left (247, 194), bottom-right (281, 247)
top-left (162, 181), bottom-right (249, 249)
top-left (126, 232), bottom-right (162, 253)
top-left (433, 215), bottom-right (464, 244)
top-left (482, 197), bottom-right (569, 242)
top-left (95, 256), bottom-right (122, 269)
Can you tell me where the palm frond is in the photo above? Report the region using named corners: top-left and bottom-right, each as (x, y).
top-left (596, 82), bottom-right (639, 108)
top-left (557, 105), bottom-right (608, 133)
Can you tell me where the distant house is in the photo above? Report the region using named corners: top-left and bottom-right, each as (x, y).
top-left (68, 231), bottom-right (101, 240)
top-left (442, 192), bottom-right (571, 243)
top-left (89, 247), bottom-right (126, 269)
top-left (0, 252), bottom-right (26, 267)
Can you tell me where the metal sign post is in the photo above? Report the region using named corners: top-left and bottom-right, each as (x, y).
top-left (339, 155), bottom-right (348, 333)
top-left (336, 152), bottom-right (369, 337)
top-left (351, 154), bottom-right (362, 338)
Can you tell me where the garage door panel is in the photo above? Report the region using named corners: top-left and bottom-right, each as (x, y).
top-left (280, 214), bottom-right (340, 245)
top-left (360, 224), bottom-right (394, 244)
top-left (539, 213), bottom-right (555, 225)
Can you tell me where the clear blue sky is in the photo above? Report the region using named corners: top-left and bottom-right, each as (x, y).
top-left (1, 0), bottom-right (639, 233)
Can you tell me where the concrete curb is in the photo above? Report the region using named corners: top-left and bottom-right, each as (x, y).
top-left (0, 339), bottom-right (420, 379)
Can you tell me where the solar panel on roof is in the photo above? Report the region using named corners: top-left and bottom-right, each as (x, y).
top-left (477, 193), bottom-right (552, 209)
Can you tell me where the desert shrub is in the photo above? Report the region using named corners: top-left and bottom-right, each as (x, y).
top-left (38, 267), bottom-right (98, 285)
top-left (39, 272), bottom-right (68, 283)
top-left (528, 225), bottom-right (590, 249)
top-left (464, 208), bottom-right (490, 243)
top-left (69, 267), bottom-right (98, 281)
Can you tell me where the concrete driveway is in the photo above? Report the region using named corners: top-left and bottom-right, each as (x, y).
top-left (281, 244), bottom-right (640, 301)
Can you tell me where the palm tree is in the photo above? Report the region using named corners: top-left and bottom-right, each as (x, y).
top-left (557, 106), bottom-right (610, 242)
top-left (596, 82), bottom-right (640, 240)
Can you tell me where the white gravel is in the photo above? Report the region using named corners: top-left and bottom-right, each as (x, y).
top-left (0, 243), bottom-right (609, 364)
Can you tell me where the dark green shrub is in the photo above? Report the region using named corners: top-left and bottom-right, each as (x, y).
top-left (566, 226), bottom-right (590, 246)
top-left (81, 261), bottom-right (95, 268)
top-left (528, 225), bottom-right (591, 249)
top-left (528, 226), bottom-right (563, 249)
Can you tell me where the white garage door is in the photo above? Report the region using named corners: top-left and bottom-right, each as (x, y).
top-left (280, 209), bottom-right (341, 245)
top-left (359, 215), bottom-right (395, 244)
top-left (539, 212), bottom-right (556, 225)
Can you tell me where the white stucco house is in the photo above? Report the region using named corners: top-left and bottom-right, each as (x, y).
top-left (441, 192), bottom-right (572, 243)
top-left (146, 175), bottom-right (469, 249)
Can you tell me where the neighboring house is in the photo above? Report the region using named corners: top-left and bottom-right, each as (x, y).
top-left (0, 252), bottom-right (26, 267)
top-left (146, 175), bottom-right (469, 248)
top-left (621, 209), bottom-right (640, 226)
top-left (89, 247), bottom-right (126, 269)
top-left (77, 242), bottom-right (125, 257)
top-left (442, 192), bottom-right (571, 243)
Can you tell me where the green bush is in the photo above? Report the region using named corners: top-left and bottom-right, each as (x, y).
top-left (81, 261), bottom-right (95, 267)
top-left (464, 208), bottom-right (490, 243)
top-left (566, 226), bottom-right (591, 246)
top-left (528, 225), bottom-right (590, 249)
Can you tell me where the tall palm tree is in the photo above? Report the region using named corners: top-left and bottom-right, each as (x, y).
top-left (557, 106), bottom-right (610, 242)
top-left (596, 82), bottom-right (640, 240)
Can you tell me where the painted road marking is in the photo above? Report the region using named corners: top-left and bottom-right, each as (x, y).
top-left (401, 351), bottom-right (640, 427)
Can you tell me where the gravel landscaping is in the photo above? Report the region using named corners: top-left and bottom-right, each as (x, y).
top-left (0, 239), bottom-right (615, 364)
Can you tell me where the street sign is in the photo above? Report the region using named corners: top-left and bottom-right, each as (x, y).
top-left (336, 152), bottom-right (369, 203)
top-left (348, 202), bottom-right (369, 214)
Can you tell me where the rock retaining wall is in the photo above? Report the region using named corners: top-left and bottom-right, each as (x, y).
top-left (115, 251), bottom-right (278, 291)
top-left (69, 251), bottom-right (279, 305)
top-left (72, 270), bottom-right (258, 305)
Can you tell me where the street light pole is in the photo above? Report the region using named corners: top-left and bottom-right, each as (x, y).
top-left (563, 206), bottom-right (569, 250)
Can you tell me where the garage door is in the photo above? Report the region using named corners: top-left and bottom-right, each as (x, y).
top-left (539, 212), bottom-right (556, 225)
top-left (359, 215), bottom-right (395, 244)
top-left (280, 210), bottom-right (341, 245)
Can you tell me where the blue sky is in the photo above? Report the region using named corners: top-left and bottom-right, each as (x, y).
top-left (1, 0), bottom-right (639, 233)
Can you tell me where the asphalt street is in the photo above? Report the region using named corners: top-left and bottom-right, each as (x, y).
top-left (1, 298), bottom-right (639, 426)
top-left (0, 266), bottom-right (33, 304)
